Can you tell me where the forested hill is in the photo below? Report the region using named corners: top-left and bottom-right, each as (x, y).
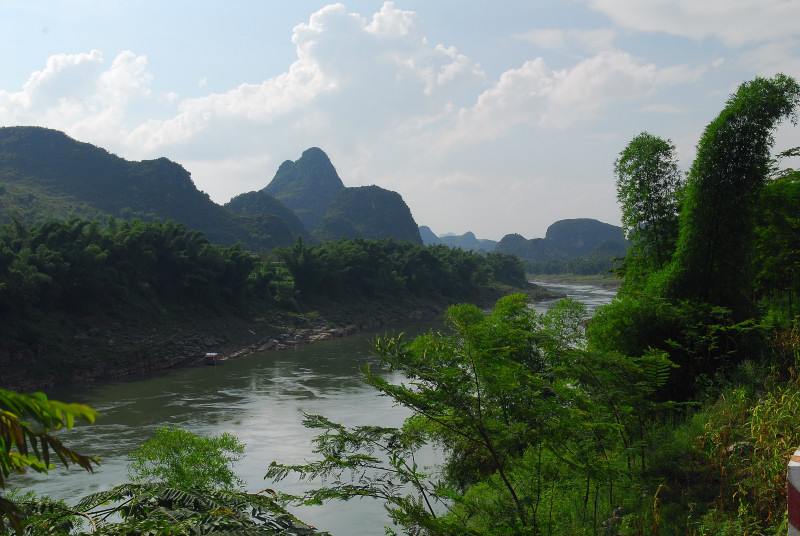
top-left (262, 147), bottom-right (345, 231)
top-left (224, 190), bottom-right (310, 241)
top-left (0, 126), bottom-right (299, 251)
top-left (496, 218), bottom-right (627, 261)
top-left (314, 185), bottom-right (423, 245)
top-left (257, 147), bottom-right (423, 244)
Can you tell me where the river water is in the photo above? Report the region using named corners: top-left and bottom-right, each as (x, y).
top-left (11, 282), bottom-right (617, 535)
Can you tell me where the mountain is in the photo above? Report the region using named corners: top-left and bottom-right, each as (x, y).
top-left (496, 218), bottom-right (627, 261)
top-left (439, 231), bottom-right (497, 252)
top-left (224, 190), bottom-right (310, 240)
top-left (0, 127), bottom-right (622, 260)
top-left (313, 185), bottom-right (423, 245)
top-left (418, 226), bottom-right (442, 246)
top-left (544, 218), bottom-right (626, 256)
top-left (0, 126), bottom-right (298, 251)
top-left (262, 147), bottom-right (345, 231)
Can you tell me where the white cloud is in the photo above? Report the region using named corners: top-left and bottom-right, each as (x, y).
top-left (97, 51), bottom-right (152, 104)
top-left (582, 0), bottom-right (800, 47)
top-left (434, 49), bottom-right (699, 153)
top-left (22, 50), bottom-right (104, 107)
top-left (123, 1), bottom-right (483, 158)
top-left (0, 50), bottom-right (103, 125)
top-left (738, 39), bottom-right (800, 76)
top-left (181, 153), bottom-right (278, 202)
top-left (0, 49), bottom-right (153, 136)
top-left (365, 1), bottom-right (417, 37)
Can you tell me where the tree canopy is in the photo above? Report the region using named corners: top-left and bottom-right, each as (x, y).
top-left (664, 74), bottom-right (800, 316)
top-left (614, 132), bottom-right (683, 280)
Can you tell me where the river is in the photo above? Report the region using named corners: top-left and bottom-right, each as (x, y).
top-left (11, 282), bottom-right (617, 535)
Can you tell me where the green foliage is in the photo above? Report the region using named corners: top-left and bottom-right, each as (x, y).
top-left (588, 291), bottom-right (767, 401)
top-left (127, 426), bottom-right (245, 491)
top-left (0, 390), bottom-right (99, 487)
top-left (2, 418), bottom-right (319, 535)
top-left (312, 185), bottom-right (423, 245)
top-left (275, 237), bottom-right (520, 303)
top-left (614, 132), bottom-right (683, 282)
top-left (72, 483), bottom-right (322, 535)
top-left (754, 167), bottom-right (800, 319)
top-left (679, 372), bottom-right (800, 535)
top-left (590, 74), bottom-right (800, 402)
top-left (525, 254), bottom-right (623, 276)
top-left (268, 294), bottom-right (678, 536)
top-left (664, 74), bottom-right (800, 317)
top-left (225, 190), bottom-right (311, 241)
top-left (0, 390), bottom-right (99, 534)
top-left (0, 217), bottom-right (267, 320)
top-left (484, 252), bottom-right (528, 287)
top-left (263, 147), bottom-right (345, 232)
top-left (0, 126), bottom-right (297, 251)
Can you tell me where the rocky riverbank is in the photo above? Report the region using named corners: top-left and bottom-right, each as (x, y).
top-left (2, 284), bottom-right (563, 393)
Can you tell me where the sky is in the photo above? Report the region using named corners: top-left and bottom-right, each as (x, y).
top-left (0, 1), bottom-right (799, 241)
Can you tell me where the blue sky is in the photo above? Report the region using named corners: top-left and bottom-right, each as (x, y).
top-left (1, 1), bottom-right (798, 240)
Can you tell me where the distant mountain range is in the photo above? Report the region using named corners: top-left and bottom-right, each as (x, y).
top-left (495, 219), bottom-right (628, 262)
top-left (421, 220), bottom-right (627, 263)
top-left (420, 228), bottom-right (497, 252)
top-left (0, 126), bottom-right (625, 263)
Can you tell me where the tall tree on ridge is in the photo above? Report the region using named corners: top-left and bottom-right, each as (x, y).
top-left (614, 132), bottom-right (683, 282)
top-left (663, 74), bottom-right (800, 317)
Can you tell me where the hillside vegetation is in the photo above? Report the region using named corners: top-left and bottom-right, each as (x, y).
top-left (313, 185), bottom-right (422, 244)
top-left (0, 128), bottom-right (427, 253)
top-left (0, 213), bottom-right (538, 390)
top-left (0, 127), bottom-right (297, 251)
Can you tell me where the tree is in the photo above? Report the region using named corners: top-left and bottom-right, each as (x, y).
top-left (0, 389), bottom-right (99, 534)
top-left (75, 483), bottom-right (321, 535)
top-left (268, 295), bottom-right (569, 534)
top-left (6, 423), bottom-right (320, 535)
top-left (663, 74), bottom-right (800, 317)
top-left (754, 153), bottom-right (800, 319)
top-left (126, 425), bottom-right (245, 491)
top-left (613, 132), bottom-right (682, 280)
top-left (267, 294), bottom-right (677, 535)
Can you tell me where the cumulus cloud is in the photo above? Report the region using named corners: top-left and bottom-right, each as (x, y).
top-left (582, 0), bottom-right (800, 47)
top-left (365, 1), bottom-right (417, 37)
top-left (97, 52), bottom-right (152, 104)
top-left (23, 50), bottom-right (104, 107)
top-left (432, 49), bottom-right (699, 153)
top-left (0, 49), bottom-right (153, 137)
top-left (123, 1), bottom-right (484, 158)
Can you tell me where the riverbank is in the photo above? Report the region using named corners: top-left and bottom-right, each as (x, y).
top-left (2, 283), bottom-right (563, 393)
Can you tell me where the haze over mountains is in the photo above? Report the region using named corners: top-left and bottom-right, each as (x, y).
top-left (0, 126), bottom-right (626, 262)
